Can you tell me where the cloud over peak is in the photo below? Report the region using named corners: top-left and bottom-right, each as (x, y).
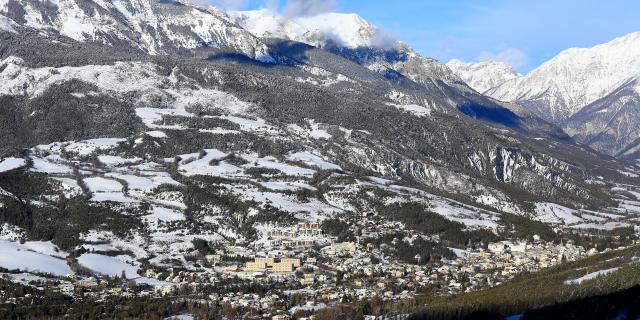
top-left (478, 43), bottom-right (529, 70)
top-left (282, 0), bottom-right (338, 18)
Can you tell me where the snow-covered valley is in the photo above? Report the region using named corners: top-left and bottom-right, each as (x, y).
top-left (0, 1), bottom-right (640, 318)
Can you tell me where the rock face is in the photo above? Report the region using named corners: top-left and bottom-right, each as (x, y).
top-left (447, 32), bottom-right (640, 161)
top-left (0, 0), bottom-right (274, 61)
top-left (564, 77), bottom-right (640, 158)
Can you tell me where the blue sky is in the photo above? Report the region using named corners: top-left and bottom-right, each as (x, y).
top-left (212, 0), bottom-right (640, 73)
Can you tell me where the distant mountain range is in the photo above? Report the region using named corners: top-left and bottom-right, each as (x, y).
top-left (447, 32), bottom-right (640, 161)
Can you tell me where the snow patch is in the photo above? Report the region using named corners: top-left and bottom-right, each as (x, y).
top-left (65, 138), bottom-right (126, 156)
top-left (259, 181), bottom-right (317, 191)
top-left (565, 268), bottom-right (619, 285)
top-left (307, 120), bottom-right (331, 140)
top-left (243, 154), bottom-right (316, 176)
top-left (52, 177), bottom-right (83, 197)
top-left (535, 203), bottom-right (583, 225)
top-left (0, 240), bottom-right (73, 276)
top-left (136, 107), bottom-right (194, 130)
top-left (98, 155), bottom-right (143, 166)
top-left (387, 103), bottom-right (431, 117)
top-left (146, 131), bottom-right (168, 138)
top-left (0, 15), bottom-right (17, 33)
top-left (219, 115), bottom-right (274, 132)
top-left (78, 253), bottom-right (141, 279)
top-left (30, 157), bottom-right (74, 174)
top-left (0, 158), bottom-right (26, 173)
top-left (287, 152), bottom-right (342, 171)
top-left (145, 206), bottom-right (186, 222)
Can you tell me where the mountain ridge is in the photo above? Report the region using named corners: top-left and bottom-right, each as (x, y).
top-left (486, 31), bottom-right (640, 123)
top-left (447, 31), bottom-right (640, 161)
top-left (0, 0), bottom-right (275, 61)
top-left (446, 59), bottom-right (521, 94)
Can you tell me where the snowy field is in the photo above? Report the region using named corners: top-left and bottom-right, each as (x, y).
top-left (78, 253), bottom-right (141, 279)
top-left (30, 157), bottom-right (74, 174)
top-left (98, 155), bottom-right (143, 166)
top-left (0, 158), bottom-right (26, 173)
top-left (0, 240), bottom-right (72, 276)
top-left (570, 222), bottom-right (631, 231)
top-left (145, 206), bottom-right (186, 222)
top-left (287, 151), bottom-right (342, 171)
top-left (535, 203), bottom-right (583, 224)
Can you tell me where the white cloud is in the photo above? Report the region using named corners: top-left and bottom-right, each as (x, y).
top-left (369, 29), bottom-right (400, 50)
top-left (477, 43), bottom-right (529, 70)
top-left (283, 0), bottom-right (338, 18)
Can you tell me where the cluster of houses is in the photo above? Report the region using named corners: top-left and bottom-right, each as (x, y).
top-left (2, 215), bottom-right (632, 320)
top-left (422, 239), bottom-right (592, 293)
top-left (264, 223), bottom-right (324, 250)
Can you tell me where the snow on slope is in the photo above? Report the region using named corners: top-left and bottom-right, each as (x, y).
top-left (0, 158), bottom-right (26, 173)
top-left (230, 9), bottom-right (307, 43)
top-left (535, 203), bottom-right (583, 224)
top-left (0, 56), bottom-right (254, 115)
top-left (446, 59), bottom-right (521, 94)
top-left (0, 240), bottom-right (72, 276)
top-left (0, 57), bottom-right (163, 97)
top-left (231, 8), bottom-right (468, 101)
top-left (0, 0), bottom-right (274, 61)
top-left (0, 15), bottom-right (17, 33)
top-left (387, 103), bottom-right (432, 117)
top-left (78, 253), bottom-right (141, 279)
top-left (287, 151), bottom-right (342, 171)
top-left (485, 32), bottom-right (640, 122)
top-left (564, 267), bottom-right (619, 285)
top-left (293, 12), bottom-right (381, 48)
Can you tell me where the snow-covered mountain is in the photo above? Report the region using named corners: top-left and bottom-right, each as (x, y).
top-left (446, 59), bottom-right (521, 94)
top-left (485, 32), bottom-right (640, 123)
top-left (0, 0), bottom-right (274, 61)
top-left (0, 0), bottom-right (632, 214)
top-left (230, 9), bottom-right (390, 50)
top-left (564, 77), bottom-right (640, 158)
top-left (448, 32), bottom-right (640, 160)
top-left (231, 9), bottom-right (479, 106)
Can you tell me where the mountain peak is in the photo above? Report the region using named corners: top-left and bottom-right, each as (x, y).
top-left (293, 12), bottom-right (377, 48)
top-left (486, 30), bottom-right (640, 123)
top-left (0, 0), bottom-right (274, 62)
top-left (446, 59), bottom-right (521, 94)
top-left (231, 9), bottom-right (398, 50)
